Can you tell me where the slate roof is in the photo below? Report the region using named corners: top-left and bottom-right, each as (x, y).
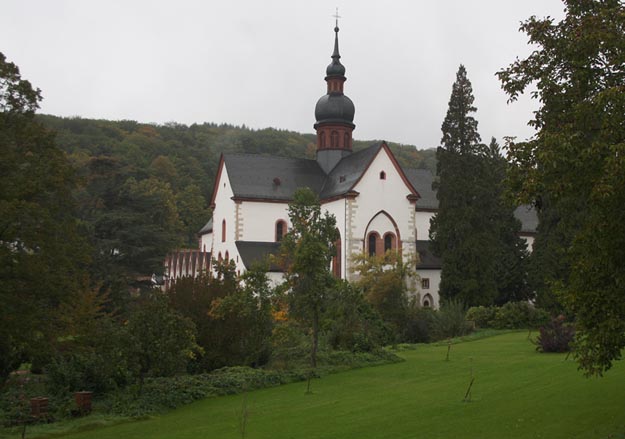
top-left (218, 146), bottom-right (539, 237)
top-left (235, 241), bottom-right (283, 272)
top-left (404, 168), bottom-right (438, 209)
top-left (514, 205), bottom-right (538, 234)
top-left (320, 143), bottom-right (383, 198)
top-left (415, 240), bottom-right (442, 269)
top-left (198, 218), bottom-right (213, 235)
top-left (223, 154), bottom-right (326, 201)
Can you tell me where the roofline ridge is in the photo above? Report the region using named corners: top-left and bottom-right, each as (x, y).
top-left (224, 152), bottom-right (319, 163)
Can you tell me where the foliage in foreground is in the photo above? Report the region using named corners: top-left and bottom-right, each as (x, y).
top-left (498, 0), bottom-right (625, 375)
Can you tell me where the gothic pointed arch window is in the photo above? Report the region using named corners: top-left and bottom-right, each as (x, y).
top-left (423, 293), bottom-right (433, 308)
top-left (225, 250), bottom-right (229, 262)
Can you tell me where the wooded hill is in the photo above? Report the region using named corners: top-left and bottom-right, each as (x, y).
top-left (36, 114), bottom-right (436, 281)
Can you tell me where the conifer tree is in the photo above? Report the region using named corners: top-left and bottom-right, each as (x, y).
top-left (440, 65), bottom-right (482, 154)
top-left (430, 65), bottom-right (529, 306)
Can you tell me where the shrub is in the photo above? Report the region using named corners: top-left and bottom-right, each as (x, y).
top-left (404, 306), bottom-right (436, 343)
top-left (432, 300), bottom-right (472, 340)
top-left (535, 316), bottom-right (575, 353)
top-left (466, 302), bottom-right (550, 330)
top-left (465, 306), bottom-right (496, 328)
top-left (493, 302), bottom-right (550, 329)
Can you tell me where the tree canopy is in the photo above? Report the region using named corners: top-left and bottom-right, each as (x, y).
top-left (280, 188), bottom-right (338, 368)
top-left (431, 65), bottom-right (529, 307)
top-left (0, 52), bottom-right (89, 378)
top-left (498, 0), bottom-right (625, 375)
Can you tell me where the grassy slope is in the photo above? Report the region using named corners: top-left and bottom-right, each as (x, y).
top-left (32, 333), bottom-right (625, 438)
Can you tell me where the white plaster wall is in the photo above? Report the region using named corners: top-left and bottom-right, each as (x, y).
top-left (200, 232), bottom-right (213, 252)
top-left (211, 165), bottom-right (245, 273)
top-left (415, 211), bottom-right (435, 240)
top-left (322, 198), bottom-right (347, 277)
top-left (415, 269), bottom-right (441, 309)
top-left (266, 272), bottom-right (285, 288)
top-left (351, 149), bottom-right (416, 258)
top-left (365, 212), bottom-right (396, 237)
top-left (522, 235), bottom-right (535, 252)
top-left (239, 201), bottom-right (290, 242)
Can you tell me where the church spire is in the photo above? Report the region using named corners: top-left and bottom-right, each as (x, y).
top-left (314, 13), bottom-right (356, 173)
top-left (327, 11), bottom-right (345, 77)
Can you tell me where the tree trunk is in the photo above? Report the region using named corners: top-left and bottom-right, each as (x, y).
top-left (311, 308), bottom-right (319, 369)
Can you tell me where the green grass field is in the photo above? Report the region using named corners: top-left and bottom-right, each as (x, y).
top-left (25, 332), bottom-right (625, 438)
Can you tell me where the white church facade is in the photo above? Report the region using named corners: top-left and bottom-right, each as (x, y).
top-left (164, 24), bottom-right (537, 309)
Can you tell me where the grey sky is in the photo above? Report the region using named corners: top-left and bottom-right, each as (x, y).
top-left (3, 0), bottom-right (564, 148)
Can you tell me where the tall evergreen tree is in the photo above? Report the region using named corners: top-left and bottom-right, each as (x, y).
top-left (440, 65), bottom-right (481, 154)
top-left (430, 65), bottom-right (529, 306)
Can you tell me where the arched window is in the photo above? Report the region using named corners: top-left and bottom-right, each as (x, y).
top-left (331, 131), bottom-right (339, 148)
top-left (276, 220), bottom-right (287, 242)
top-left (218, 252), bottom-right (223, 263)
top-left (384, 233), bottom-right (396, 252)
top-left (368, 232), bottom-right (379, 257)
top-left (344, 132), bottom-right (350, 149)
top-left (320, 131), bottom-right (326, 148)
top-left (423, 293), bottom-right (433, 308)
top-left (379, 171), bottom-right (386, 180)
top-left (225, 250), bottom-right (229, 261)
top-left (221, 219), bottom-right (226, 242)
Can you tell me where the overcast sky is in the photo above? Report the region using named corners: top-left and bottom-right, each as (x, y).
top-left (3, 1), bottom-right (565, 148)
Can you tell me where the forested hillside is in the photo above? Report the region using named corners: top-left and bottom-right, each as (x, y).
top-left (36, 115), bottom-right (436, 281)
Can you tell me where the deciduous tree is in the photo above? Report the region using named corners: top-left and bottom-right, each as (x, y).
top-left (0, 52), bottom-right (89, 378)
top-left (280, 188), bottom-right (338, 368)
top-left (498, 0), bottom-right (625, 375)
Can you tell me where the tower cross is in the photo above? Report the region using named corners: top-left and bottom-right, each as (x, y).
top-left (332, 8), bottom-right (341, 27)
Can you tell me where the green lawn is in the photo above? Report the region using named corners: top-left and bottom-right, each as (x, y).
top-left (29, 332), bottom-right (625, 438)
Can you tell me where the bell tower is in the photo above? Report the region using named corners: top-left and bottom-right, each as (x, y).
top-left (314, 17), bottom-right (356, 173)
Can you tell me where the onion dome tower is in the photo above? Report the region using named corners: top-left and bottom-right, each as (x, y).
top-left (314, 18), bottom-right (356, 173)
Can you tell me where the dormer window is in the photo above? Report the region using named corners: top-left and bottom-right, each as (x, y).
top-left (379, 171), bottom-right (386, 180)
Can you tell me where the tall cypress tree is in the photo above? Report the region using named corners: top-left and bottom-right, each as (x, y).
top-left (430, 65), bottom-right (529, 306)
top-left (440, 65), bottom-right (481, 154)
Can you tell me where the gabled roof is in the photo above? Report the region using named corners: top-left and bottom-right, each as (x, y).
top-left (210, 141), bottom-right (420, 205)
top-left (415, 240), bottom-right (442, 269)
top-left (320, 143), bottom-right (383, 198)
top-left (514, 205), bottom-right (538, 234)
top-left (404, 168), bottom-right (438, 209)
top-left (235, 241), bottom-right (283, 272)
top-left (223, 154), bottom-right (326, 201)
